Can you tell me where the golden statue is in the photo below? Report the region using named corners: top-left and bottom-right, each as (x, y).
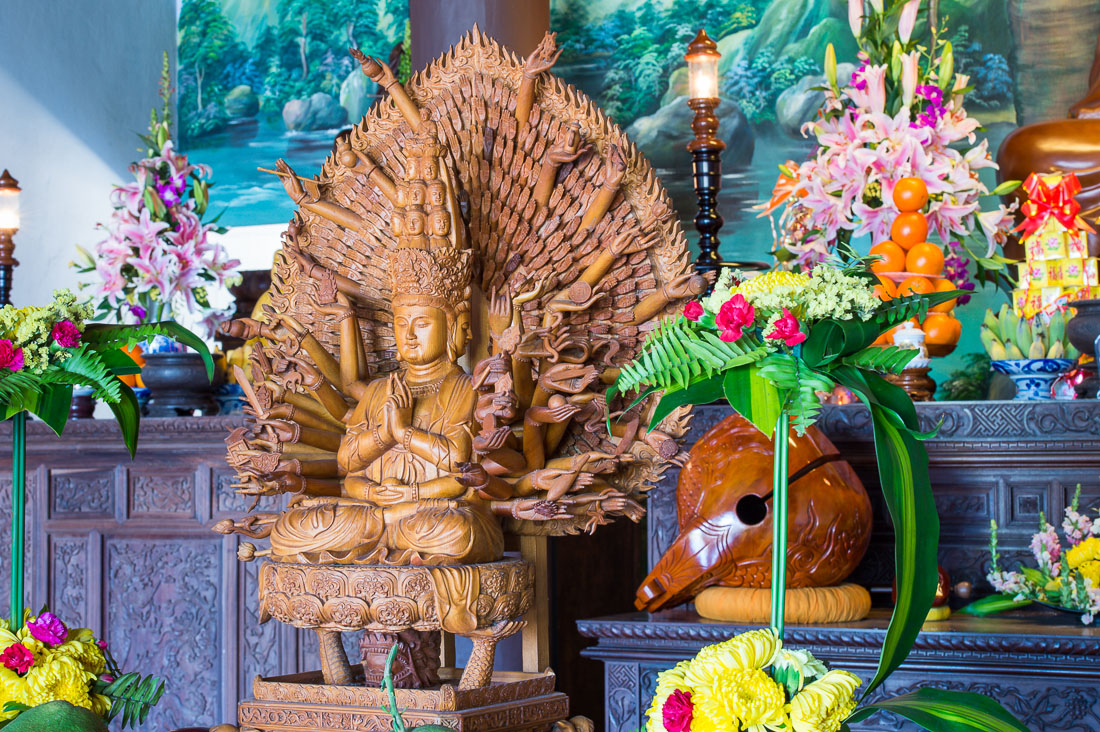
top-left (214, 27), bottom-right (702, 732)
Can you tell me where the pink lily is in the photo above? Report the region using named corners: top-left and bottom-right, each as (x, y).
top-left (898, 0), bottom-right (920, 44)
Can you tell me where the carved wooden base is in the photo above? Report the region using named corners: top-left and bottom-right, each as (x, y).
top-left (694, 583), bottom-right (871, 624)
top-left (238, 667), bottom-right (570, 731)
top-left (884, 366), bottom-right (936, 402)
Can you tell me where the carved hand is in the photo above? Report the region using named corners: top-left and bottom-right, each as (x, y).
top-left (538, 363), bottom-right (597, 395)
top-left (473, 425), bottom-right (512, 453)
top-left (350, 47), bottom-right (396, 87)
top-left (488, 291), bottom-right (513, 339)
top-left (610, 230), bottom-right (658, 257)
top-left (523, 32), bottom-right (563, 77)
top-left (666, 273), bottom-right (708, 300)
top-left (276, 159), bottom-right (310, 203)
top-left (455, 461), bottom-right (490, 491)
top-left (511, 498), bottom-right (570, 521)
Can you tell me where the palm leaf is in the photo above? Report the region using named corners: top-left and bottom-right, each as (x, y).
top-left (848, 688), bottom-right (1029, 731)
top-left (842, 345), bottom-right (920, 374)
top-left (0, 372), bottom-right (46, 417)
top-left (93, 672), bottom-right (166, 729)
top-left (832, 366), bottom-right (939, 697)
top-left (53, 346), bottom-right (123, 403)
top-left (83, 321), bottom-right (214, 379)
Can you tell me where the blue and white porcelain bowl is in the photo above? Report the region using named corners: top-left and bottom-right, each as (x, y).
top-left (991, 358), bottom-right (1075, 401)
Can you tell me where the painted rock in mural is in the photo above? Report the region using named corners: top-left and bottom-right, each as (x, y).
top-left (636, 413), bottom-right (872, 612)
top-left (282, 92), bottom-right (349, 131)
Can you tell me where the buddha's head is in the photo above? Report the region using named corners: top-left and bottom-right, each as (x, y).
top-left (430, 209), bottom-right (450, 236)
top-left (388, 246), bottom-right (473, 366)
top-left (393, 303), bottom-right (469, 365)
top-left (428, 180), bottom-right (447, 207)
top-left (405, 209), bottom-right (426, 237)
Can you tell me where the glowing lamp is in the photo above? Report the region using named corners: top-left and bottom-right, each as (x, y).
top-left (0, 170), bottom-right (19, 232)
top-left (685, 30), bottom-right (721, 101)
top-left (0, 170), bottom-right (21, 305)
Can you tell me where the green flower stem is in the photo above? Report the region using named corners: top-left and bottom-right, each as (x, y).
top-left (9, 410), bottom-right (25, 631)
top-left (771, 411), bottom-right (789, 639)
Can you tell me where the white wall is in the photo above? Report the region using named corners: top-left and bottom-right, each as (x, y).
top-left (0, 0), bottom-right (177, 307)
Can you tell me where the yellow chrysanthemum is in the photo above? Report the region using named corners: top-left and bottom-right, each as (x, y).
top-left (698, 667), bottom-right (788, 732)
top-left (684, 629), bottom-right (780, 694)
top-left (645, 661), bottom-right (715, 732)
top-left (1079, 560), bottom-right (1100, 588)
top-left (1067, 537), bottom-right (1100, 569)
top-left (789, 670), bottom-right (861, 732)
top-left (2, 651), bottom-right (106, 716)
top-left (735, 271), bottom-right (811, 297)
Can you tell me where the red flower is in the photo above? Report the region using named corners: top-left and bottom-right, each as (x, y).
top-left (50, 320), bottom-right (82, 348)
top-left (766, 308), bottom-right (807, 346)
top-left (1, 642), bottom-right (33, 675)
top-left (683, 301), bottom-right (704, 322)
top-left (662, 689), bottom-right (694, 732)
top-left (0, 340), bottom-right (24, 372)
top-left (715, 294), bottom-right (755, 343)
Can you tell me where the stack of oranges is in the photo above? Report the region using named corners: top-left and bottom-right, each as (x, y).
top-left (869, 178), bottom-right (961, 352)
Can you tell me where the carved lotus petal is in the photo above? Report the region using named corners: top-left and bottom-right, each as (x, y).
top-left (371, 597), bottom-right (418, 628)
top-left (323, 597), bottom-right (370, 628)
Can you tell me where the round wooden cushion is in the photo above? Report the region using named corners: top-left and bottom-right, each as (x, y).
top-left (695, 583), bottom-right (871, 624)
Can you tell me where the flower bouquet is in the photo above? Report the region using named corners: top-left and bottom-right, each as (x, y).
top-left (961, 485), bottom-right (1100, 624)
top-left (73, 52), bottom-right (240, 344)
top-left (759, 0), bottom-right (1018, 290)
top-left (1, 610), bottom-right (163, 729)
top-left (615, 261), bottom-right (1028, 729)
top-left (646, 629), bottom-right (1024, 732)
top-left (0, 290), bottom-right (212, 728)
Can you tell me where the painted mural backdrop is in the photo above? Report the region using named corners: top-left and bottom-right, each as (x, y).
top-left (548, 0), bottom-right (1099, 383)
top-left (176, 0), bottom-right (408, 227)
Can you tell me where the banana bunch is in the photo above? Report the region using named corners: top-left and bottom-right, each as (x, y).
top-left (980, 305), bottom-right (1079, 361)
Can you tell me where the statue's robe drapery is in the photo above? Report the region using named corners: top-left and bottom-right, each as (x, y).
top-left (270, 368), bottom-right (504, 565)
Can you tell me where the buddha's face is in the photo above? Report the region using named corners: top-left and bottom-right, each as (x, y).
top-left (405, 158), bottom-right (420, 181)
top-left (391, 212), bottom-right (405, 237)
top-left (394, 305), bottom-right (449, 365)
top-left (430, 210), bottom-right (450, 236)
top-left (405, 211), bottom-right (425, 236)
top-left (406, 182), bottom-right (427, 206)
top-left (421, 157), bottom-right (438, 180)
top-left (428, 181), bottom-right (446, 206)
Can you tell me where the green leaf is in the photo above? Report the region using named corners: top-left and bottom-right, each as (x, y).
top-left (831, 367), bottom-right (938, 697)
top-left (956, 594), bottom-right (1033, 617)
top-left (83, 321), bottom-right (214, 380)
top-left (106, 383), bottom-right (141, 458)
top-left (842, 345), bottom-right (920, 374)
top-left (96, 347), bottom-right (143, 376)
top-left (95, 672), bottom-right (166, 729)
top-left (848, 688), bottom-right (1029, 732)
top-left (33, 383), bottom-right (74, 436)
top-left (648, 374), bottom-right (724, 428)
top-left (722, 365), bottom-right (782, 439)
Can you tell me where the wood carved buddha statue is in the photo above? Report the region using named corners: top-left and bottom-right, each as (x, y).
top-left (211, 27), bottom-right (701, 731)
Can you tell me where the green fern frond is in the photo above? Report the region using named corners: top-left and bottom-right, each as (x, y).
top-left (842, 345), bottom-right (920, 374)
top-left (49, 346), bottom-right (123, 403)
top-left (94, 672), bottom-right (165, 729)
top-left (617, 318), bottom-right (766, 396)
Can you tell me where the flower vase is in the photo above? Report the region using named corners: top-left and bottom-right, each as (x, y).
top-left (991, 358), bottom-right (1075, 400)
top-left (68, 386), bottom-right (96, 419)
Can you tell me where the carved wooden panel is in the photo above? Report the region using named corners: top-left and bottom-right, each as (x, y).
top-left (106, 537), bottom-right (222, 729)
top-left (128, 470), bottom-right (196, 518)
top-left (50, 469), bottom-right (114, 518)
top-left (49, 536), bottom-right (87, 624)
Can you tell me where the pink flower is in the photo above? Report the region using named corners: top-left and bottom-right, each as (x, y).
top-left (100, 673), bottom-right (115, 683)
top-left (848, 0), bottom-right (863, 37)
top-left (715, 294), bottom-right (755, 343)
top-left (1030, 521), bottom-right (1062, 576)
top-left (0, 340), bottom-right (25, 372)
top-left (50, 320), bottom-right (82, 348)
top-left (683, 301), bottom-right (703, 322)
top-left (662, 689), bottom-right (694, 732)
top-left (898, 0), bottom-right (920, 43)
top-left (26, 612), bottom-right (67, 645)
top-left (1, 643), bottom-right (33, 674)
top-left (96, 640), bottom-right (108, 649)
top-left (766, 308), bottom-right (807, 347)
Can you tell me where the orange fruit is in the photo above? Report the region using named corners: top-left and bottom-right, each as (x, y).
top-left (874, 274), bottom-right (897, 301)
top-left (930, 278), bottom-right (958, 313)
top-left (892, 177), bottom-right (929, 212)
top-left (922, 312), bottom-right (962, 345)
top-left (891, 212), bottom-right (929, 250)
top-left (869, 241), bottom-right (906, 274)
top-left (905, 242), bottom-right (945, 276)
top-left (896, 275), bottom-right (934, 297)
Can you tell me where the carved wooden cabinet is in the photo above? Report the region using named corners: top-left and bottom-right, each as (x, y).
top-left (580, 401), bottom-right (1100, 732)
top-left (0, 416), bottom-right (309, 731)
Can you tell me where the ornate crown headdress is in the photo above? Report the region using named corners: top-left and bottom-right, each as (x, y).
top-left (388, 113), bottom-right (472, 313)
